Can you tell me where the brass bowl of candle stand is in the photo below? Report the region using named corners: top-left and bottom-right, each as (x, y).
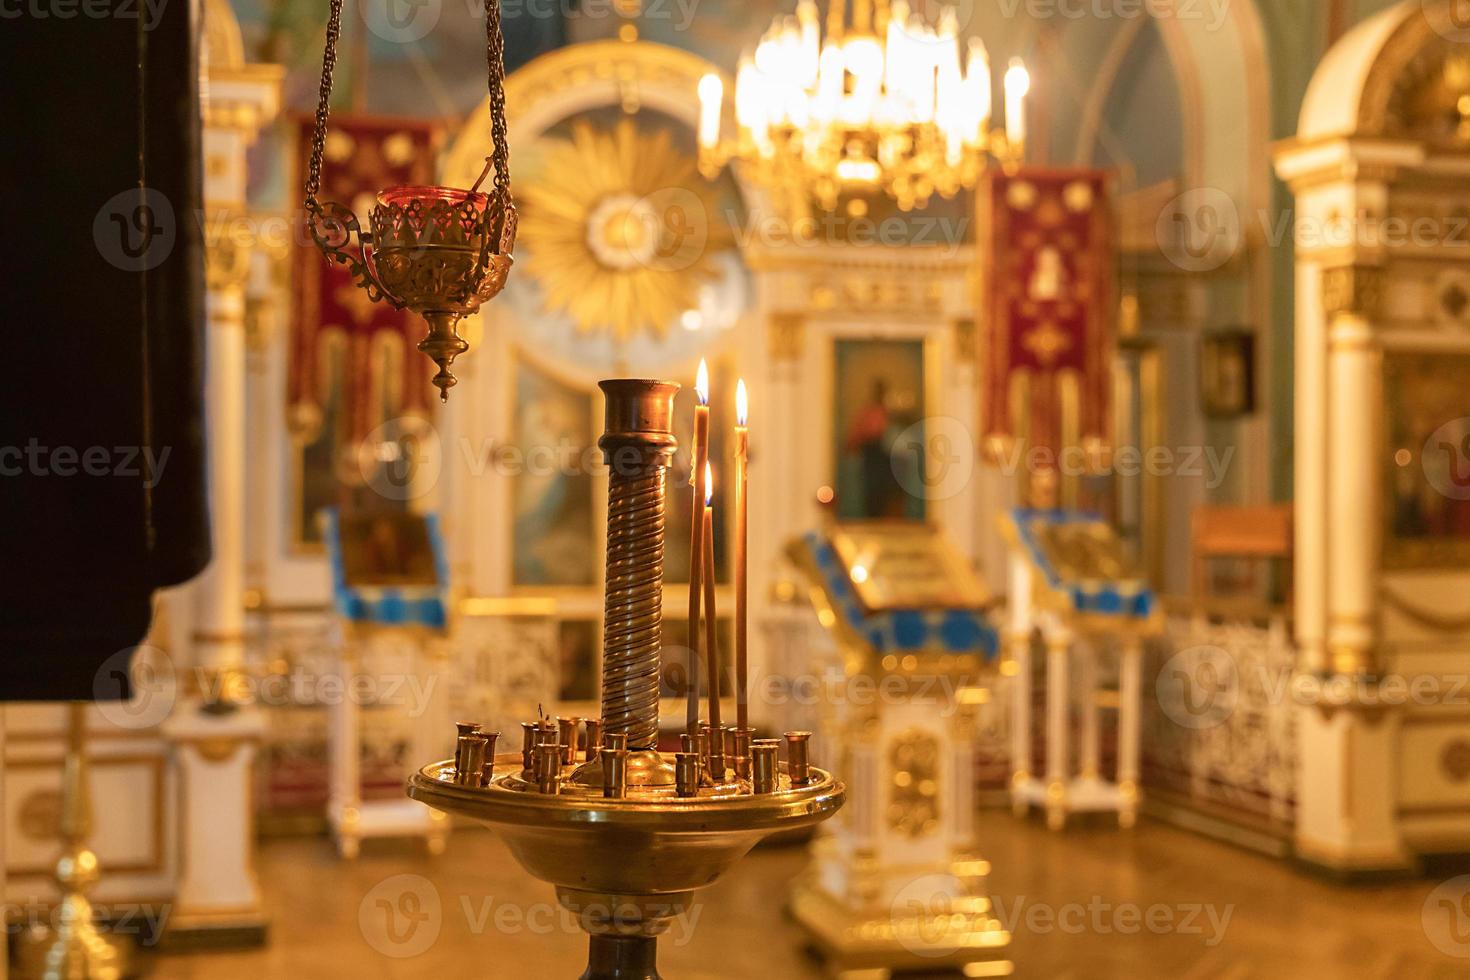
top-left (408, 756), bottom-right (844, 979)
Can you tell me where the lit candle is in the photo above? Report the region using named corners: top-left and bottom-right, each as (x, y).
top-left (686, 359), bottom-right (711, 737)
top-left (698, 73), bottom-right (723, 151)
top-left (1004, 57), bottom-right (1029, 155)
top-left (734, 379), bottom-right (749, 735)
top-left (701, 462), bottom-right (723, 772)
top-left (968, 38), bottom-right (992, 143)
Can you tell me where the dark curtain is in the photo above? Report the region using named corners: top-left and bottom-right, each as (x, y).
top-left (0, 2), bottom-right (211, 699)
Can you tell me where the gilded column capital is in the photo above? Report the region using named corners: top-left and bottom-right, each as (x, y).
top-left (768, 312), bottom-right (805, 362)
top-left (204, 236), bottom-right (253, 294)
top-left (1321, 264), bottom-right (1384, 320)
top-left (951, 316), bottom-right (977, 362)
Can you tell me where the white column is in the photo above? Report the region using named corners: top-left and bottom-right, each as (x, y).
top-left (192, 283), bottom-right (249, 675)
top-left (1077, 643), bottom-right (1099, 782)
top-left (165, 710), bottom-right (266, 938)
top-left (1044, 623), bottom-right (1071, 830)
top-left (1272, 88), bottom-right (1428, 877)
top-left (1325, 303), bottom-right (1378, 677)
top-left (1117, 636), bottom-right (1141, 828)
top-left (1008, 555), bottom-right (1033, 815)
top-left (168, 24), bottom-right (281, 943)
top-left (1293, 260), bottom-right (1327, 673)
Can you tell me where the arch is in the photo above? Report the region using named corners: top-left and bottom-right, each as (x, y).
top-left (443, 38), bottom-right (762, 210)
top-left (1297, 0), bottom-right (1468, 146)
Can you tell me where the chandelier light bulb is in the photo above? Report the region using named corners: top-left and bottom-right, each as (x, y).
top-left (698, 73), bottom-right (723, 150)
top-left (1004, 57), bottom-right (1030, 152)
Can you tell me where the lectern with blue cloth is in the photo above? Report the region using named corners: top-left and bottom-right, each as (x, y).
top-left (1001, 507), bottom-right (1160, 830)
top-left (322, 508), bottom-right (452, 857)
top-left (786, 521), bottom-right (1013, 978)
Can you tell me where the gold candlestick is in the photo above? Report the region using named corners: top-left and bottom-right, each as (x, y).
top-left (686, 358), bottom-right (711, 736)
top-left (16, 704), bottom-right (131, 980)
top-left (701, 465), bottom-right (725, 779)
top-left (734, 378), bottom-right (749, 735)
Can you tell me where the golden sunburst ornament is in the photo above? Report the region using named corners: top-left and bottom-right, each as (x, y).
top-left (518, 118), bottom-right (730, 342)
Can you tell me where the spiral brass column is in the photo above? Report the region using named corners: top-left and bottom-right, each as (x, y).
top-left (591, 380), bottom-right (678, 784)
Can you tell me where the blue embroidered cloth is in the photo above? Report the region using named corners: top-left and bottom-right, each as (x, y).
top-left (323, 509), bottom-right (449, 629)
top-left (802, 531), bottom-right (998, 659)
top-left (1008, 507), bottom-right (1155, 620)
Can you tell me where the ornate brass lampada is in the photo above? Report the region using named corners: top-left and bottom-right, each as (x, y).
top-left (304, 0), bottom-right (517, 400)
top-left (409, 380), bottom-right (845, 980)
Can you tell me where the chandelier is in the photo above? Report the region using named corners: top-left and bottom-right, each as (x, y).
top-left (697, 0), bottom-right (1029, 212)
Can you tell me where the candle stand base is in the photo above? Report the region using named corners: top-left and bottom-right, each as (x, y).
top-left (408, 756), bottom-right (843, 980)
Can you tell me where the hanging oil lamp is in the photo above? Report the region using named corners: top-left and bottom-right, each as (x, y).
top-left (303, 0), bottom-right (517, 400)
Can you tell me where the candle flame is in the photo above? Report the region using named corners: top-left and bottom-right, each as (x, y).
top-left (736, 378), bottom-right (748, 426)
top-left (704, 461), bottom-right (714, 505)
top-left (1004, 57), bottom-right (1030, 98)
top-left (696, 359), bottom-right (710, 405)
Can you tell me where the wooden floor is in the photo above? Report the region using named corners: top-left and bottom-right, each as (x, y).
top-left (147, 810), bottom-right (1467, 979)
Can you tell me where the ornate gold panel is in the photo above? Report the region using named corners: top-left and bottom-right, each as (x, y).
top-left (888, 729), bottom-right (941, 839)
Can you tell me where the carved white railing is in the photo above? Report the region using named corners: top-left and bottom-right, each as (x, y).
top-left (1143, 601), bottom-right (1297, 836)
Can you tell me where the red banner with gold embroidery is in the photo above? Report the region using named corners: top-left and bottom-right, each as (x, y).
top-left (980, 168), bottom-right (1111, 455)
top-left (289, 114), bottom-right (442, 442)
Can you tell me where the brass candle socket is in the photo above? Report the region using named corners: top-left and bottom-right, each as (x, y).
top-left (750, 742), bottom-right (779, 794)
top-left (480, 731), bottom-right (501, 785)
top-left (584, 719), bottom-right (602, 762)
top-left (535, 743), bottom-right (563, 795)
top-left (674, 752), bottom-right (700, 798)
top-left (521, 721), bottom-right (538, 775)
top-left (454, 721), bottom-right (482, 778)
top-left (734, 727), bottom-right (754, 780)
top-left (785, 731), bottom-right (813, 787)
top-left (456, 733), bottom-right (489, 787)
top-left (601, 748), bottom-right (628, 799)
top-left (558, 717), bottom-right (580, 766)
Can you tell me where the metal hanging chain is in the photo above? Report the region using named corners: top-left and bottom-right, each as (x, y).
top-left (483, 0), bottom-right (512, 203)
top-left (304, 0), bottom-right (344, 209)
top-left (305, 0), bottom-right (512, 209)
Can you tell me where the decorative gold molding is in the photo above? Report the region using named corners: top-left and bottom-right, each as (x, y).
top-left (887, 729), bottom-right (941, 839)
top-left (204, 234), bottom-right (253, 294)
top-left (1358, 5), bottom-right (1470, 149)
top-left (952, 317), bottom-right (977, 361)
top-left (5, 755), bottom-right (167, 878)
top-left (768, 312), bottom-right (805, 362)
top-left (1382, 584), bottom-right (1470, 632)
top-left (1322, 264), bottom-right (1384, 319)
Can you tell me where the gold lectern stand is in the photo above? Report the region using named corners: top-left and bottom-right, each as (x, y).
top-left (16, 704), bottom-right (133, 980)
top-left (786, 523), bottom-right (1012, 979)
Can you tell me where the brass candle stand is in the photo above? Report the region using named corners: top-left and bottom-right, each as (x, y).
top-left (15, 705), bottom-right (132, 980)
top-left (409, 380), bottom-right (844, 980)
